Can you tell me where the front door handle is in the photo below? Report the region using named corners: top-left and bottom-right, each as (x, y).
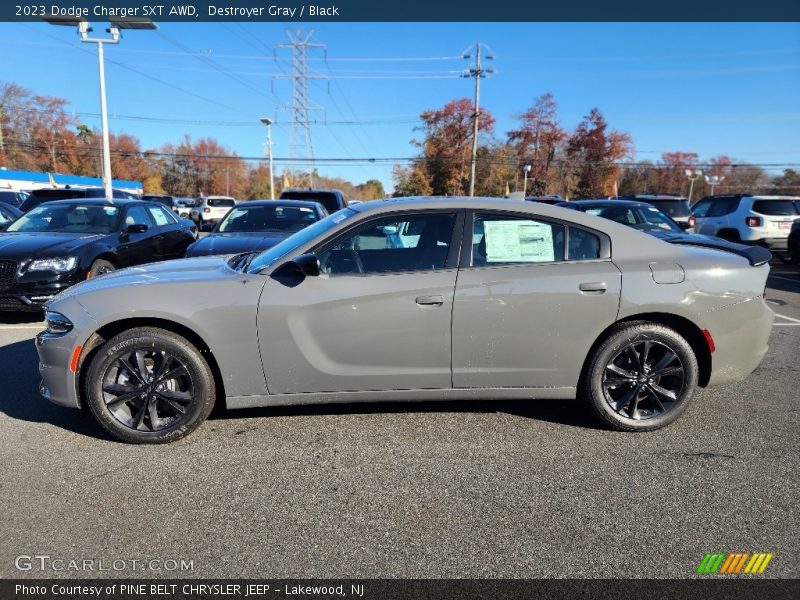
top-left (416, 295), bottom-right (445, 306)
top-left (579, 282), bottom-right (607, 294)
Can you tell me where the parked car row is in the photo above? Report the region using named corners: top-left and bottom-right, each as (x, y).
top-left (0, 195), bottom-right (334, 312)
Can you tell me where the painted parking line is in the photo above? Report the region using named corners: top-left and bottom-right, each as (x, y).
top-left (774, 313), bottom-right (800, 327)
top-left (0, 324), bottom-right (44, 330)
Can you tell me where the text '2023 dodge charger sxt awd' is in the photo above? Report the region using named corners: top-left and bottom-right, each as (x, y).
top-left (36, 198), bottom-right (774, 444)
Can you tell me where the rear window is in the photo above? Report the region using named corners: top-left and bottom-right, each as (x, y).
top-left (644, 199), bottom-right (691, 218)
top-left (752, 200), bottom-right (799, 216)
top-left (280, 191), bottom-right (341, 214)
top-left (207, 198), bottom-right (236, 208)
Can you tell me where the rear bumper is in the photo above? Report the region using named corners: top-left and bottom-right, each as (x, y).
top-left (706, 296), bottom-right (774, 387)
top-left (741, 237), bottom-right (789, 252)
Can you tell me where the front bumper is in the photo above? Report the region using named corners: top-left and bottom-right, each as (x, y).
top-left (35, 297), bottom-right (97, 409)
top-left (0, 270), bottom-right (84, 311)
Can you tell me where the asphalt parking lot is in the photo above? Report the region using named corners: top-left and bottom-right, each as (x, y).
top-left (1, 264), bottom-right (798, 579)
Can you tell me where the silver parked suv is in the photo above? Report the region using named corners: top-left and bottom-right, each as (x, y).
top-left (691, 194), bottom-right (800, 259)
top-left (189, 195), bottom-right (237, 229)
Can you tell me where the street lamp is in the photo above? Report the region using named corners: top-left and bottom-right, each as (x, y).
top-left (260, 117), bottom-right (275, 200)
top-left (44, 15), bottom-right (157, 201)
top-left (684, 168), bottom-right (703, 203)
top-left (704, 174), bottom-right (725, 196)
top-left (522, 164), bottom-right (532, 196)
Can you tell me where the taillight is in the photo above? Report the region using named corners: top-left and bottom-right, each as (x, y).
top-left (688, 216), bottom-right (696, 228)
top-left (746, 216), bottom-right (761, 227)
top-left (203, 207), bottom-right (211, 213)
top-left (173, 207), bottom-right (179, 212)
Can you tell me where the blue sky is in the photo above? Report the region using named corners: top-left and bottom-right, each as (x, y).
top-left (0, 21), bottom-right (798, 192)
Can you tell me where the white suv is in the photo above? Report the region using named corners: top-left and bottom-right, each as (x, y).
top-left (190, 196), bottom-right (237, 229)
top-left (691, 195), bottom-right (800, 259)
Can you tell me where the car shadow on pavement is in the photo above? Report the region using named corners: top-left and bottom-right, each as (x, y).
top-left (0, 311), bottom-right (44, 325)
top-left (0, 339), bottom-right (112, 440)
top-left (217, 398), bottom-right (604, 431)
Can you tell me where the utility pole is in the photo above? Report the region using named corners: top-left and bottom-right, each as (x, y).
top-left (462, 43), bottom-right (494, 197)
top-left (273, 30), bottom-right (326, 189)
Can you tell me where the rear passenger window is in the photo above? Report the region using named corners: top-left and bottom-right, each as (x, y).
top-left (146, 206), bottom-right (171, 226)
top-left (752, 200), bottom-right (799, 216)
top-left (568, 228), bottom-right (601, 260)
top-left (473, 214), bottom-right (565, 265)
top-left (708, 198), bottom-right (740, 216)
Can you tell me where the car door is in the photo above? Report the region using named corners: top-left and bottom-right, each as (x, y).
top-left (257, 210), bottom-right (462, 394)
top-left (116, 205), bottom-right (161, 266)
top-left (452, 211), bottom-right (621, 390)
top-left (147, 204), bottom-right (188, 259)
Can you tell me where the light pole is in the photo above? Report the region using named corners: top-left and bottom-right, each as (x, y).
top-left (684, 168), bottom-right (703, 203)
top-left (44, 15), bottom-right (157, 202)
top-left (522, 164), bottom-right (532, 196)
top-left (260, 117), bottom-right (275, 200)
top-left (704, 174), bottom-right (724, 196)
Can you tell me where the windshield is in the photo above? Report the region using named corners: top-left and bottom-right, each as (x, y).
top-left (218, 204), bottom-right (320, 233)
top-left (6, 203), bottom-right (120, 234)
top-left (208, 198), bottom-right (236, 208)
top-left (280, 191), bottom-right (340, 214)
top-left (246, 208), bottom-right (357, 273)
top-left (645, 199), bottom-right (691, 217)
top-left (584, 205), bottom-right (682, 232)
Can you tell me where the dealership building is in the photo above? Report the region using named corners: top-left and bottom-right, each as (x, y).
top-left (0, 168), bottom-right (142, 195)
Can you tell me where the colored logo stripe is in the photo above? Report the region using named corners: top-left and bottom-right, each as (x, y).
top-left (697, 552), bottom-right (773, 574)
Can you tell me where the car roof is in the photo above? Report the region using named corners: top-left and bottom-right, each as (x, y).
top-left (34, 198), bottom-right (146, 207)
top-left (233, 199), bottom-right (325, 210)
top-left (556, 199), bottom-right (655, 209)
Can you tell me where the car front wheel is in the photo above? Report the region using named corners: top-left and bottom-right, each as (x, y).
top-left (84, 327), bottom-right (216, 444)
top-left (582, 323), bottom-right (699, 431)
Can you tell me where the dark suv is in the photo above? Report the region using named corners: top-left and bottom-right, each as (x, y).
top-left (19, 187), bottom-right (138, 213)
top-left (279, 188), bottom-right (349, 214)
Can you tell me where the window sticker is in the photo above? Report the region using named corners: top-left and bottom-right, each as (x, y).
top-left (103, 207), bottom-right (118, 216)
top-left (484, 220), bottom-right (554, 263)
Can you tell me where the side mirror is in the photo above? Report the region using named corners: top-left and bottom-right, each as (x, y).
top-left (292, 253), bottom-right (320, 277)
top-left (125, 223), bottom-right (149, 235)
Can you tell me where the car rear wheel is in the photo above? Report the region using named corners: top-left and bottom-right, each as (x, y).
top-left (581, 323), bottom-right (698, 431)
top-left (88, 259), bottom-right (115, 278)
top-left (84, 327), bottom-right (216, 444)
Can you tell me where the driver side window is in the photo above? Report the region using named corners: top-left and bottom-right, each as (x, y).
top-left (317, 212), bottom-right (456, 275)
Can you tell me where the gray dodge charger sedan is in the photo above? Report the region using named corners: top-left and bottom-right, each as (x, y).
top-left (36, 198), bottom-right (774, 444)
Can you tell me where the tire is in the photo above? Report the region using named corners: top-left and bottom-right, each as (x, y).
top-left (581, 322), bottom-right (699, 432)
top-left (84, 327), bottom-right (216, 444)
top-left (88, 259), bottom-right (115, 278)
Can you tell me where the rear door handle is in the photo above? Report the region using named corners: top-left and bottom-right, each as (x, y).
top-left (416, 295), bottom-right (445, 306)
top-left (579, 282), bottom-right (607, 294)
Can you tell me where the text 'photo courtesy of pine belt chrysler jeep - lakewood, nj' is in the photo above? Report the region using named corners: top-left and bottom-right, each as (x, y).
top-left (35, 197), bottom-right (774, 444)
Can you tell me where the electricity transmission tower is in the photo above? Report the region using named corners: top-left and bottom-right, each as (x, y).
top-left (273, 29), bottom-right (327, 188)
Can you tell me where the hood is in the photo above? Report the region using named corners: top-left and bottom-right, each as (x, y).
top-left (186, 231), bottom-right (288, 257)
top-left (50, 256), bottom-right (235, 303)
top-left (650, 231), bottom-right (772, 266)
top-left (0, 232), bottom-right (105, 258)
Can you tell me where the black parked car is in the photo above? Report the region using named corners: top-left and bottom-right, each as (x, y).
top-left (279, 188), bottom-right (348, 214)
top-left (0, 190), bottom-right (28, 208)
top-left (18, 187), bottom-right (138, 213)
top-left (185, 199), bottom-right (327, 257)
top-left (0, 199), bottom-right (196, 312)
top-left (556, 199), bottom-right (772, 262)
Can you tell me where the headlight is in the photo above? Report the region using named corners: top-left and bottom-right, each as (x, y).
top-left (44, 311), bottom-right (73, 335)
top-left (28, 257), bottom-right (78, 273)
